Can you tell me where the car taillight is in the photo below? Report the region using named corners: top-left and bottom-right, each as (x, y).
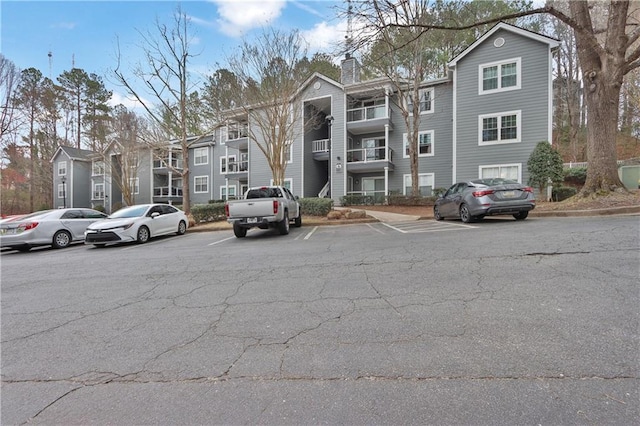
top-left (472, 189), bottom-right (494, 197)
top-left (273, 200), bottom-right (279, 214)
top-left (224, 203), bottom-right (229, 217)
top-left (19, 222), bottom-right (38, 231)
top-left (524, 187), bottom-right (534, 193)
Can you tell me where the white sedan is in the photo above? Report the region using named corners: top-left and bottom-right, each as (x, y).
top-left (84, 204), bottom-right (188, 247)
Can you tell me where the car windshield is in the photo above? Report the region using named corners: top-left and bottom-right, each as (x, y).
top-left (108, 205), bottom-right (149, 219)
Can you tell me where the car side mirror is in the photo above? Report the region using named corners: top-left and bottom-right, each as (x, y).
top-left (151, 212), bottom-right (160, 218)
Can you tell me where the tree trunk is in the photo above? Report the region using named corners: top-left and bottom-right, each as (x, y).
top-left (581, 81), bottom-right (625, 194)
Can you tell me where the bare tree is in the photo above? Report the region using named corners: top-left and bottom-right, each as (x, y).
top-left (226, 28), bottom-right (309, 186)
top-left (0, 54), bottom-right (21, 141)
top-left (348, 0), bottom-right (640, 196)
top-left (112, 6), bottom-right (201, 215)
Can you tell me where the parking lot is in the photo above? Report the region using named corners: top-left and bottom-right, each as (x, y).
top-left (2, 215), bottom-right (639, 424)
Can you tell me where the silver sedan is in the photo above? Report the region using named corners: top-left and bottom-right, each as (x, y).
top-left (0, 208), bottom-right (108, 251)
top-left (434, 179), bottom-right (536, 223)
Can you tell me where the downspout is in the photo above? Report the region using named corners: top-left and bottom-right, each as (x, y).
top-left (384, 123), bottom-right (390, 198)
top-left (451, 67), bottom-right (457, 183)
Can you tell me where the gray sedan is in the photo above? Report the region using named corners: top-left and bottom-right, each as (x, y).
top-left (0, 208), bottom-right (107, 251)
top-left (434, 179), bottom-right (536, 223)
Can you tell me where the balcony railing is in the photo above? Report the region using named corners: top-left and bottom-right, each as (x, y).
top-left (347, 147), bottom-right (393, 163)
top-left (153, 158), bottom-right (183, 169)
top-left (347, 104), bottom-right (387, 122)
top-left (312, 139), bottom-right (331, 153)
top-left (227, 126), bottom-right (248, 140)
top-left (227, 160), bottom-right (249, 173)
top-left (153, 186), bottom-right (183, 197)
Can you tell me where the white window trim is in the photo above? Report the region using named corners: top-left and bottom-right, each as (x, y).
top-left (194, 147), bottom-right (208, 165)
top-left (284, 144), bottom-right (293, 164)
top-left (57, 184), bottom-right (65, 198)
top-left (479, 57), bottom-right (521, 95)
top-left (194, 175), bottom-right (209, 193)
top-left (93, 182), bottom-right (105, 199)
top-left (402, 173), bottom-right (435, 196)
top-left (479, 163), bottom-right (522, 183)
top-left (129, 177), bottom-right (140, 195)
top-left (92, 160), bottom-right (104, 176)
top-left (406, 87), bottom-right (435, 115)
top-left (270, 178), bottom-right (293, 192)
top-left (220, 184), bottom-right (237, 199)
top-left (220, 155), bottom-right (236, 174)
top-left (58, 161), bottom-right (67, 176)
top-left (478, 110), bottom-right (521, 146)
top-left (403, 130), bottom-right (435, 158)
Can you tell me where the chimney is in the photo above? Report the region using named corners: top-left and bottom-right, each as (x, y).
top-left (341, 54), bottom-right (361, 85)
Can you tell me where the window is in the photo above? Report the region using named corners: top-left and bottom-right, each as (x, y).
top-left (479, 111), bottom-right (521, 145)
top-left (58, 161), bottom-right (67, 176)
top-left (93, 182), bottom-right (104, 199)
top-left (129, 177), bottom-right (139, 195)
top-left (284, 144), bottom-right (292, 163)
top-left (221, 185), bottom-right (237, 200)
top-left (479, 164), bottom-right (521, 182)
top-left (407, 88), bottom-right (434, 114)
top-left (92, 160), bottom-right (105, 176)
top-left (220, 155), bottom-right (236, 173)
top-left (270, 178), bottom-right (293, 192)
top-left (403, 173), bottom-right (434, 196)
top-left (57, 184), bottom-right (65, 198)
top-left (479, 58), bottom-right (521, 94)
top-left (194, 147), bottom-right (208, 165)
top-left (194, 176), bottom-right (208, 193)
top-left (403, 130), bottom-right (435, 158)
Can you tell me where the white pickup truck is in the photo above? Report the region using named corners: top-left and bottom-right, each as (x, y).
top-left (224, 186), bottom-right (302, 238)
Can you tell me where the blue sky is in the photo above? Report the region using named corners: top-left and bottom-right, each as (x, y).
top-left (1, 0), bottom-right (345, 108)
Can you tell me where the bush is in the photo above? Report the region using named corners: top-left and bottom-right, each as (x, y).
top-left (433, 187), bottom-right (447, 197)
top-left (386, 194), bottom-right (437, 206)
top-left (527, 141), bottom-right (564, 193)
top-left (341, 194), bottom-right (376, 206)
top-left (93, 204), bottom-right (105, 213)
top-left (552, 186), bottom-right (577, 202)
top-left (563, 167), bottom-right (587, 187)
top-left (191, 202), bottom-right (226, 223)
top-left (299, 197), bottom-right (333, 216)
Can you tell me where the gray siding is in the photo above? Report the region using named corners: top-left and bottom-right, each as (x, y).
top-left (455, 29), bottom-right (552, 184)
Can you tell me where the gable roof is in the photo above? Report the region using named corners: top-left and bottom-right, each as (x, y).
top-left (50, 145), bottom-right (97, 163)
top-left (447, 22), bottom-right (560, 68)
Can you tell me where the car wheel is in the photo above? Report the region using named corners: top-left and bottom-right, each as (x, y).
top-left (233, 222), bottom-right (247, 238)
top-left (177, 220), bottom-right (187, 235)
top-left (459, 204), bottom-right (474, 223)
top-left (278, 211), bottom-right (290, 235)
top-left (294, 212), bottom-right (302, 227)
top-left (434, 205), bottom-right (444, 221)
top-left (513, 211), bottom-right (529, 220)
top-left (137, 226), bottom-right (150, 243)
top-left (52, 230), bottom-right (72, 249)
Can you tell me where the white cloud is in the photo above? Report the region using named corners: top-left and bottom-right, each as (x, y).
top-left (210, 0), bottom-right (286, 37)
top-left (302, 20), bottom-right (346, 53)
top-left (108, 91), bottom-right (146, 112)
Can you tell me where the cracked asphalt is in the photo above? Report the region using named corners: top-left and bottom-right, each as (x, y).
top-left (1, 215), bottom-right (639, 425)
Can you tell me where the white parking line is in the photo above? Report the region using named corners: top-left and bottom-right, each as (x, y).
top-left (367, 223), bottom-right (387, 234)
top-left (381, 220), bottom-right (478, 234)
top-left (303, 226), bottom-right (319, 240)
top-left (208, 235), bottom-right (236, 246)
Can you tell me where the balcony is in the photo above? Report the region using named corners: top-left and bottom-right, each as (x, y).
top-left (346, 104), bottom-right (393, 135)
top-left (347, 146), bottom-right (394, 173)
top-left (312, 138), bottom-right (330, 161)
top-left (153, 186), bottom-right (183, 197)
top-left (153, 158), bottom-right (183, 170)
top-left (225, 124), bottom-right (249, 149)
top-left (226, 160), bottom-right (249, 179)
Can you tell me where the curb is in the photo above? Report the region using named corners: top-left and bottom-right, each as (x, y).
top-left (188, 206), bottom-right (640, 233)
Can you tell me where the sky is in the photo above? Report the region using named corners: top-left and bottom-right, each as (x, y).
top-left (1, 0), bottom-right (346, 109)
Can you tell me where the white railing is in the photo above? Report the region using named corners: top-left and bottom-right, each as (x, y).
top-left (227, 160), bottom-right (249, 173)
top-left (153, 158), bottom-right (183, 169)
top-left (312, 139), bottom-right (331, 153)
top-left (154, 186), bottom-right (183, 196)
top-left (347, 147), bottom-right (393, 163)
top-left (347, 104), bottom-right (387, 122)
top-left (318, 180), bottom-right (330, 198)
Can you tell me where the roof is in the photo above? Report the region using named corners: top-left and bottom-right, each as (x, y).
top-left (447, 22), bottom-right (560, 68)
top-left (50, 145), bottom-right (98, 163)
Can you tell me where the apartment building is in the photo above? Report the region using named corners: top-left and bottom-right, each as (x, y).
top-left (52, 23), bottom-right (559, 211)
